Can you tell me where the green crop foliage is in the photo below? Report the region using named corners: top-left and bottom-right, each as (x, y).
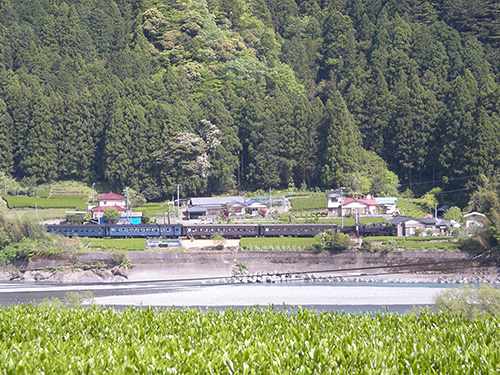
top-left (290, 195), bottom-right (327, 211)
top-left (3, 195), bottom-right (87, 210)
top-left (240, 237), bottom-right (316, 250)
top-left (363, 236), bottom-right (460, 251)
top-left (396, 199), bottom-right (427, 219)
top-left (85, 238), bottom-right (147, 251)
top-left (0, 306), bottom-right (499, 373)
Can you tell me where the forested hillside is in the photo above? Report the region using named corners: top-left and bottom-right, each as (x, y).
top-left (1, 0), bottom-right (499, 204)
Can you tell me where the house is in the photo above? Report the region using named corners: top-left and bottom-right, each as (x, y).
top-left (90, 192), bottom-right (142, 224)
top-left (388, 216), bottom-right (450, 236)
top-left (342, 198), bottom-right (379, 215)
top-left (464, 212), bottom-right (487, 229)
top-left (374, 197), bottom-right (398, 215)
top-left (245, 199), bottom-right (268, 216)
top-left (187, 196), bottom-right (247, 219)
top-left (326, 190), bottom-right (344, 216)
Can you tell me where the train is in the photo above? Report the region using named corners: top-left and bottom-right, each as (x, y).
top-left (45, 222), bottom-right (395, 239)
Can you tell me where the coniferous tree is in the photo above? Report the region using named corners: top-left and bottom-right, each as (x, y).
top-left (320, 91), bottom-right (363, 188)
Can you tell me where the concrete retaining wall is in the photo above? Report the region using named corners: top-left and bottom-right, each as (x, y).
top-left (8, 251), bottom-right (499, 282)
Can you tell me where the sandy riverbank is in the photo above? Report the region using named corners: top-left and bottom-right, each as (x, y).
top-left (89, 283), bottom-right (446, 308)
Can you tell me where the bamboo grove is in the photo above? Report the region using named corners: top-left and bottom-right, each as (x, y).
top-left (1, 0), bottom-right (500, 204)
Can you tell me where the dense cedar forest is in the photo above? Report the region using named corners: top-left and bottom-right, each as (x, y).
top-left (0, 0), bottom-right (500, 204)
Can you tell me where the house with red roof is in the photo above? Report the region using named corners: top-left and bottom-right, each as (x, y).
top-left (90, 192), bottom-right (142, 224)
top-left (342, 197), bottom-right (379, 215)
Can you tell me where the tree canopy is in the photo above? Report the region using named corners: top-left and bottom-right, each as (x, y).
top-left (1, 0), bottom-right (500, 204)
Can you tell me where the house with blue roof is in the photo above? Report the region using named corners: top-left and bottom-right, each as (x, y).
top-left (374, 197), bottom-right (398, 214)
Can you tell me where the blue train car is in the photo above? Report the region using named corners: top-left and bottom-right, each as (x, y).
top-left (45, 224), bottom-right (105, 237)
top-left (106, 224), bottom-right (162, 238)
top-left (159, 224), bottom-right (183, 238)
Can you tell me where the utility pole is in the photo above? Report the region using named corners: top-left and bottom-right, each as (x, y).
top-left (176, 184), bottom-right (180, 220)
top-left (339, 187), bottom-right (346, 229)
top-left (125, 187), bottom-right (130, 223)
top-left (269, 188), bottom-right (272, 214)
top-left (92, 183), bottom-right (95, 204)
top-left (4, 175), bottom-right (6, 195)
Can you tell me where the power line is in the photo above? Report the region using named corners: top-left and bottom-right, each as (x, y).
top-left (399, 175), bottom-right (478, 188)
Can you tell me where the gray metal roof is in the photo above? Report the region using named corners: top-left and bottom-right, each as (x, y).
top-left (388, 216), bottom-right (412, 225)
top-left (190, 196), bottom-right (245, 207)
top-left (187, 206), bottom-right (208, 213)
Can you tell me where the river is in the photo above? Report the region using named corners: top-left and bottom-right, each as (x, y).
top-left (0, 280), bottom-right (462, 313)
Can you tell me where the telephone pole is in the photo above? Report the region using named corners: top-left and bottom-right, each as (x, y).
top-left (339, 187), bottom-right (346, 229)
top-left (176, 184), bottom-right (180, 219)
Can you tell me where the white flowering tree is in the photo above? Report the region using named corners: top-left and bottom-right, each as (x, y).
top-left (153, 132), bottom-right (211, 196)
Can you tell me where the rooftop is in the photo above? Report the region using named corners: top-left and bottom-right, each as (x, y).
top-left (98, 192), bottom-right (125, 201)
top-left (190, 196), bottom-right (245, 207)
top-left (343, 198), bottom-right (379, 206)
top-left (91, 205), bottom-right (126, 212)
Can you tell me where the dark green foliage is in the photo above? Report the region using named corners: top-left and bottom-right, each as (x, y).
top-left (65, 214), bottom-right (89, 225)
top-left (313, 229), bottom-right (351, 251)
top-left (141, 211), bottom-right (151, 224)
top-left (103, 208), bottom-right (120, 224)
top-left (0, 0), bottom-right (500, 202)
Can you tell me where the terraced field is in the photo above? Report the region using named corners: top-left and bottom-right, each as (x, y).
top-left (396, 198), bottom-right (428, 218)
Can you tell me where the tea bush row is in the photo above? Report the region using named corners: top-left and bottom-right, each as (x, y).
top-left (0, 306), bottom-right (499, 374)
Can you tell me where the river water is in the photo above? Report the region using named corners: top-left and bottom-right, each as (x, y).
top-left (0, 280), bottom-right (461, 313)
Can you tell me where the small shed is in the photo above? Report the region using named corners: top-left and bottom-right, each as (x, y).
top-left (464, 212), bottom-right (487, 229)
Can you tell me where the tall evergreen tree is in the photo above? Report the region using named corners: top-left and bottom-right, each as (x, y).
top-left (320, 91), bottom-right (363, 188)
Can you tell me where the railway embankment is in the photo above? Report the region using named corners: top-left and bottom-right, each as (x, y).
top-left (0, 250), bottom-right (499, 284)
